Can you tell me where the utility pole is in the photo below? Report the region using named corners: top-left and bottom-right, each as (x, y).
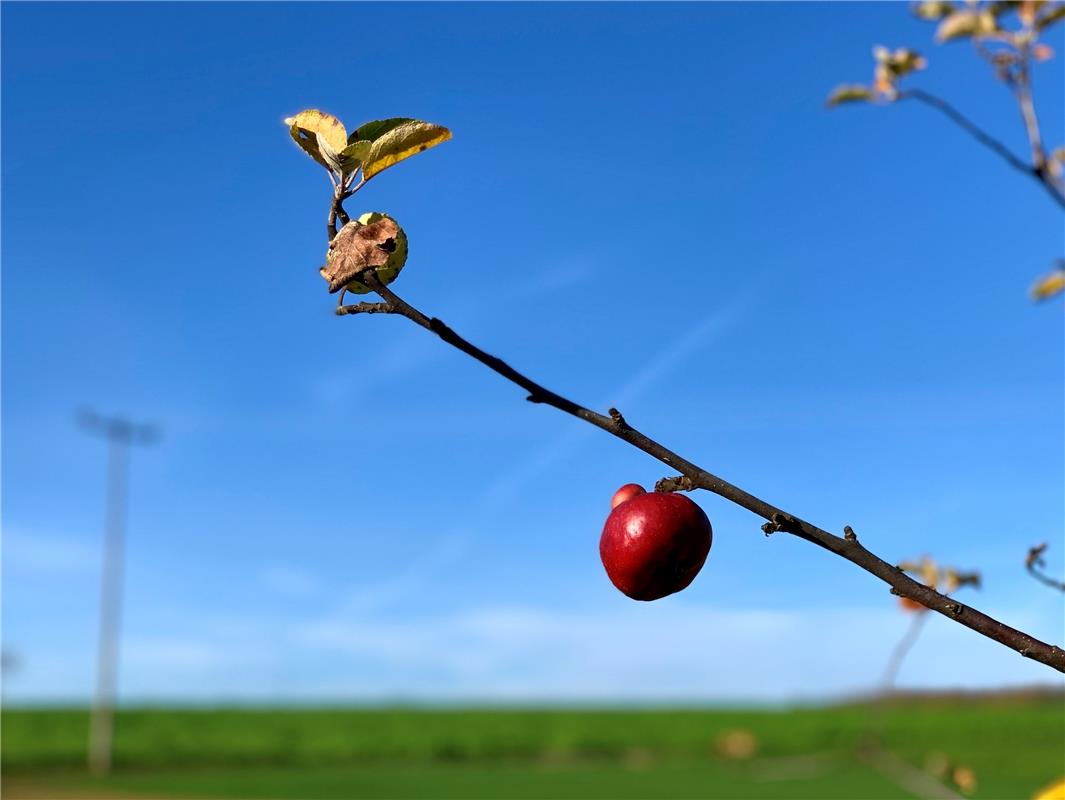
top-left (79, 411), bottom-right (158, 776)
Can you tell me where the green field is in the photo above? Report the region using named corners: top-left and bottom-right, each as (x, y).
top-left (3, 696), bottom-right (1062, 799)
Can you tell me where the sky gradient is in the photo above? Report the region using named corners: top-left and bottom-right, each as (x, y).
top-left (2, 1), bottom-right (1063, 703)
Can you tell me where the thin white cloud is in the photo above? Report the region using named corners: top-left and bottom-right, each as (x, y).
top-left (277, 601), bottom-right (1065, 701)
top-left (2, 528), bottom-right (98, 576)
top-left (10, 601), bottom-right (1057, 702)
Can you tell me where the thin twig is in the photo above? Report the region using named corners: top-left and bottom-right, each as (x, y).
top-left (347, 267), bottom-right (1065, 673)
top-left (899, 89), bottom-right (1065, 209)
top-left (1026, 543), bottom-right (1065, 592)
top-left (327, 186), bottom-right (343, 242)
top-left (1013, 41), bottom-right (1046, 170)
top-left (336, 301), bottom-right (395, 316)
top-left (327, 176), bottom-right (369, 242)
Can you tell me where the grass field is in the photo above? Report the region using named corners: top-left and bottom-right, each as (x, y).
top-left (3, 695), bottom-right (1062, 799)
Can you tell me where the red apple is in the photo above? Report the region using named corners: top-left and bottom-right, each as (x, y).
top-left (610, 483), bottom-right (646, 509)
top-left (600, 491), bottom-right (712, 601)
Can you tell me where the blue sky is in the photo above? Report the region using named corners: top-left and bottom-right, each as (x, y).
top-left (2, 2), bottom-right (1063, 703)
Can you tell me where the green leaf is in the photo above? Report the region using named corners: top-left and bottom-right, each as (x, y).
top-left (361, 120), bottom-right (452, 180)
top-left (284, 109), bottom-right (349, 171)
top-left (826, 85), bottom-right (874, 107)
top-left (913, 1), bottom-right (956, 21)
top-left (336, 140), bottom-right (372, 174)
top-left (350, 118), bottom-right (415, 145)
top-left (1036, 3), bottom-right (1065, 30)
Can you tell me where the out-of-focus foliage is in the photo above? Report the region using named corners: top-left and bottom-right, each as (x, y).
top-left (824, 45), bottom-right (927, 104)
top-left (1029, 263), bottom-right (1065, 300)
top-left (825, 85), bottom-right (874, 106)
top-left (826, 1), bottom-right (1065, 103)
top-left (935, 8), bottom-right (998, 42)
top-left (827, 2), bottom-right (1065, 300)
top-left (895, 556), bottom-right (981, 612)
top-left (914, 1), bottom-right (957, 21)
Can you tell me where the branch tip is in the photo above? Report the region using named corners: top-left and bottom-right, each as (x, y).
top-left (762, 512), bottom-right (801, 536)
top-left (337, 301), bottom-right (395, 317)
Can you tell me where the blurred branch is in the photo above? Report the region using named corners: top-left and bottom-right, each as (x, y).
top-left (1026, 543), bottom-right (1065, 592)
top-left (882, 611), bottom-right (931, 691)
top-left (341, 265), bottom-right (1065, 674)
top-left (899, 88), bottom-right (1065, 209)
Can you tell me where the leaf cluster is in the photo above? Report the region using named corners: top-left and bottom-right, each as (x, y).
top-left (284, 109), bottom-right (451, 185)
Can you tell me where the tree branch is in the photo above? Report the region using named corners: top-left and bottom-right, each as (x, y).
top-left (351, 268), bottom-right (1065, 673)
top-left (899, 89), bottom-right (1065, 209)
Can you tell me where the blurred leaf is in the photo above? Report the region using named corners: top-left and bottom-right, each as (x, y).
top-left (1036, 3), bottom-right (1065, 28)
top-left (889, 47), bottom-right (927, 76)
top-left (936, 9), bottom-right (997, 40)
top-left (1029, 267), bottom-right (1065, 301)
top-left (1051, 146), bottom-right (1065, 162)
top-left (826, 84), bottom-right (874, 106)
top-left (913, 1), bottom-right (956, 20)
top-left (284, 109), bottom-right (348, 171)
top-left (919, 557), bottom-right (939, 589)
top-left (361, 120), bottom-right (452, 180)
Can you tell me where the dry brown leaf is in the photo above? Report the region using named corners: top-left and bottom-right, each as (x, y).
top-left (320, 217), bottom-right (402, 294)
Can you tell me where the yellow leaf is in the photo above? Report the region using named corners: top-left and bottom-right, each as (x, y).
top-left (1030, 269), bottom-right (1065, 301)
top-left (361, 120), bottom-right (452, 180)
top-left (284, 109), bottom-right (349, 172)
